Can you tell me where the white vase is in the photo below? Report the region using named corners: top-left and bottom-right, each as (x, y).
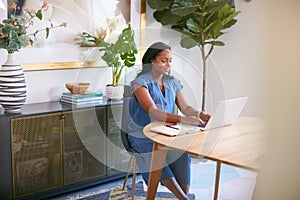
top-left (0, 49), bottom-right (27, 114)
top-left (105, 85), bottom-right (124, 100)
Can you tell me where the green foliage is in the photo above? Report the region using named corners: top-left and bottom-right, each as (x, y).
top-left (0, 2), bottom-right (66, 54)
top-left (147, 0), bottom-right (173, 10)
top-left (0, 16), bottom-right (30, 54)
top-left (148, 0), bottom-right (240, 60)
top-left (82, 24), bottom-right (138, 86)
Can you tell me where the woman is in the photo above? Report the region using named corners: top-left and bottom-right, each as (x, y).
top-left (127, 42), bottom-right (210, 199)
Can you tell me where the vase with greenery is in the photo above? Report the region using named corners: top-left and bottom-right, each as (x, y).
top-left (147, 0), bottom-right (240, 110)
top-left (0, 1), bottom-right (66, 113)
top-left (0, 1), bottom-right (67, 55)
top-left (82, 23), bottom-right (137, 99)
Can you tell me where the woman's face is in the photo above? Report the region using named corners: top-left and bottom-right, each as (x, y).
top-left (151, 49), bottom-right (172, 76)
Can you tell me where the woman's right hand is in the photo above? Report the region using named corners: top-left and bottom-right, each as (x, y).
top-left (180, 116), bottom-right (204, 126)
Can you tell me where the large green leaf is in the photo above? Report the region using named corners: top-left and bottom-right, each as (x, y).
top-left (204, 0), bottom-right (231, 13)
top-left (170, 0), bottom-right (201, 16)
top-left (171, 6), bottom-right (198, 17)
top-left (219, 6), bottom-right (240, 28)
top-left (186, 18), bottom-right (201, 33)
top-left (204, 17), bottom-right (217, 33)
top-left (173, 0), bottom-right (201, 8)
top-left (147, 0), bottom-right (173, 10)
top-left (192, 12), bottom-right (205, 25)
top-left (180, 33), bottom-right (199, 49)
top-left (223, 19), bottom-right (238, 29)
top-left (212, 21), bottom-right (225, 38)
top-left (205, 40), bottom-right (225, 46)
top-left (172, 25), bottom-right (199, 41)
top-left (153, 9), bottom-right (181, 25)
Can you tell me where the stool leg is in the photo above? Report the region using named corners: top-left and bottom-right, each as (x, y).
top-left (131, 157), bottom-right (137, 200)
top-left (122, 155), bottom-right (134, 190)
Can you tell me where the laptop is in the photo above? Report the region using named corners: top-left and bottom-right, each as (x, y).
top-left (150, 96), bottom-right (249, 136)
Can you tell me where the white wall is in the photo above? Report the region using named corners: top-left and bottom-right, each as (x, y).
top-left (24, 65), bottom-right (137, 104)
top-left (24, 67), bottom-right (110, 103)
top-left (212, 1), bottom-right (267, 117)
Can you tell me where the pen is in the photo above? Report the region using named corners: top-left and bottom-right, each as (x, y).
top-left (166, 125), bottom-right (179, 130)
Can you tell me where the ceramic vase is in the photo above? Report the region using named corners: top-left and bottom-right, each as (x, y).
top-left (105, 85), bottom-right (124, 100)
top-left (0, 49), bottom-right (27, 114)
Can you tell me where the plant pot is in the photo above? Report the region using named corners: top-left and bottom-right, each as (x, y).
top-left (0, 50), bottom-right (27, 113)
top-left (105, 85), bottom-right (123, 100)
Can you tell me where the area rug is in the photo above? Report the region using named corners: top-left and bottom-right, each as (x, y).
top-left (67, 181), bottom-right (196, 200)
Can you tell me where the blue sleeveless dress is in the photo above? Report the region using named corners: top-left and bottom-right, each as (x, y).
top-left (127, 72), bottom-right (191, 185)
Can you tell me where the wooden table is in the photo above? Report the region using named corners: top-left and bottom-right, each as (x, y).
top-left (143, 117), bottom-right (266, 200)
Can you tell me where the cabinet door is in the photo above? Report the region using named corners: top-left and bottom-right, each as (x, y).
top-left (63, 108), bottom-right (106, 185)
top-left (11, 113), bottom-right (62, 199)
top-left (107, 105), bottom-right (130, 175)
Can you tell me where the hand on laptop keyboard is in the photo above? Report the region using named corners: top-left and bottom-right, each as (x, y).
top-left (180, 116), bottom-right (205, 126)
top-left (199, 111), bottom-right (211, 122)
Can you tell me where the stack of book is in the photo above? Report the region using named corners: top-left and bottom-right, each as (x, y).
top-left (60, 92), bottom-right (103, 105)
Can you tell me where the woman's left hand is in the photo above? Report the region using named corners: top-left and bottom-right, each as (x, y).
top-left (200, 111), bottom-right (211, 122)
top-left (181, 116), bottom-right (205, 126)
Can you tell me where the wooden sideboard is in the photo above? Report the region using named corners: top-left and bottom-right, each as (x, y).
top-left (0, 100), bottom-right (129, 200)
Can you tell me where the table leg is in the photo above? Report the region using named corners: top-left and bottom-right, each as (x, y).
top-left (146, 143), bottom-right (168, 200)
top-left (214, 161), bottom-right (222, 200)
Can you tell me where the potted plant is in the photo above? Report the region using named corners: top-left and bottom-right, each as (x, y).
top-left (82, 23), bottom-right (137, 100)
top-left (147, 0), bottom-right (240, 110)
top-left (0, 1), bottom-right (66, 113)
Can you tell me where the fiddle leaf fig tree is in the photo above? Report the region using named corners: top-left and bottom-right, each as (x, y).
top-left (147, 0), bottom-right (240, 110)
top-left (82, 24), bottom-right (137, 86)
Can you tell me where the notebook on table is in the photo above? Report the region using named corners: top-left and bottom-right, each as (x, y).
top-left (150, 97), bottom-right (249, 136)
top-left (150, 124), bottom-right (201, 137)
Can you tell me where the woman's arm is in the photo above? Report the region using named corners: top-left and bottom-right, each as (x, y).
top-left (175, 90), bottom-right (210, 122)
top-left (133, 83), bottom-right (203, 125)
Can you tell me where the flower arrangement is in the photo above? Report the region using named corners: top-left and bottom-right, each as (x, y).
top-left (0, 1), bottom-right (67, 54)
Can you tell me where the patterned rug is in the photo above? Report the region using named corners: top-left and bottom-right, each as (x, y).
top-left (67, 181), bottom-right (195, 200)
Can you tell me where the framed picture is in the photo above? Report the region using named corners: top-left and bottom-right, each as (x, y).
top-left (2, 0), bottom-right (145, 71)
